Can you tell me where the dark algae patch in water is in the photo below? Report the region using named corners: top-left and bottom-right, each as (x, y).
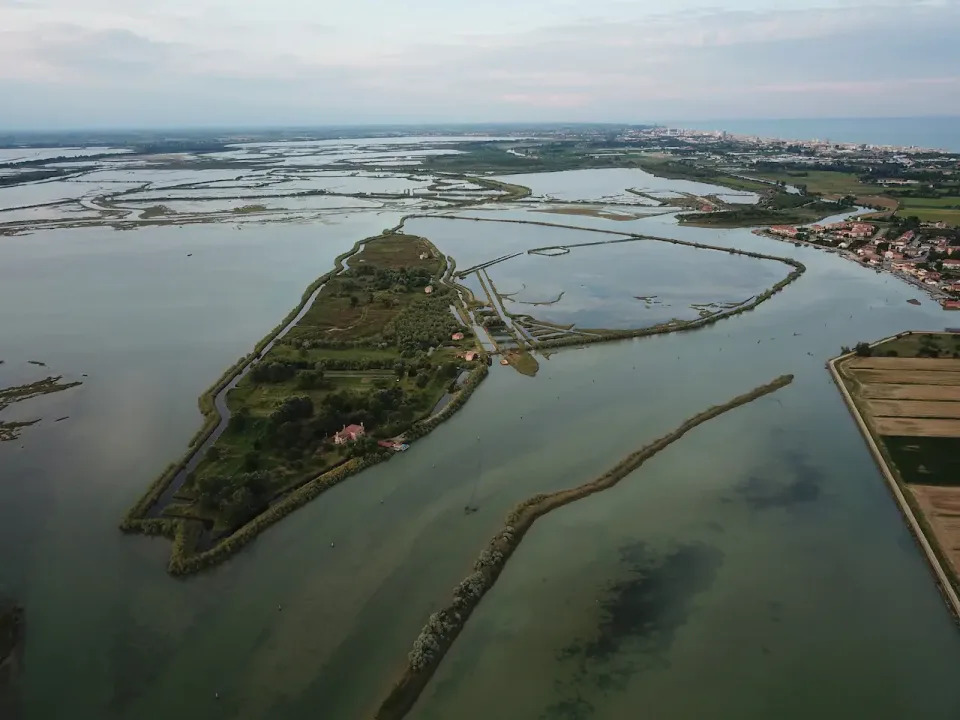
top-left (733, 450), bottom-right (823, 511)
top-left (0, 600), bottom-right (25, 720)
top-left (543, 542), bottom-right (723, 720)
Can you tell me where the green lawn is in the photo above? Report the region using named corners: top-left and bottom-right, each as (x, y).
top-left (896, 205), bottom-right (960, 225)
top-left (750, 170), bottom-right (887, 197)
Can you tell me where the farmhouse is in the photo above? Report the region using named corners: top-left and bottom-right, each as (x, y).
top-left (333, 424), bottom-right (366, 445)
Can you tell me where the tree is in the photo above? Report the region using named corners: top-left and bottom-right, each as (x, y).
top-left (243, 450), bottom-right (261, 471)
top-left (854, 342), bottom-right (872, 357)
top-left (350, 295), bottom-right (359, 308)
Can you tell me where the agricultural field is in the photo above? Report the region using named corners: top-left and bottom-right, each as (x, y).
top-left (840, 333), bottom-right (960, 582)
top-left (749, 170), bottom-right (888, 197)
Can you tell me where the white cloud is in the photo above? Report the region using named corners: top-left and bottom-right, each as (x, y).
top-left (0, 0), bottom-right (957, 127)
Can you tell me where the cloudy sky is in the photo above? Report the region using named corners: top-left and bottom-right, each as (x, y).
top-left (0, 0), bottom-right (958, 128)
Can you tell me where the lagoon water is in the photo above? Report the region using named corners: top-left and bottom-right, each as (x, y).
top-left (2, 163), bottom-right (960, 720)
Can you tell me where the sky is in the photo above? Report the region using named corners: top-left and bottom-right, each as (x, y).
top-left (0, 0), bottom-right (958, 129)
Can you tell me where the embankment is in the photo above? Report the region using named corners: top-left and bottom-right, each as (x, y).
top-left (827, 341), bottom-right (960, 620)
top-left (374, 373), bottom-right (795, 720)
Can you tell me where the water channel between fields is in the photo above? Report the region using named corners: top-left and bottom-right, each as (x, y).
top-left (1, 165), bottom-right (959, 720)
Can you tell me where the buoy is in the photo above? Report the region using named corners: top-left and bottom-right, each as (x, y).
top-left (330, 542), bottom-right (335, 548)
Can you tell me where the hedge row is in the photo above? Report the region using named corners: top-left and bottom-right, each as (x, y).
top-left (375, 374), bottom-right (795, 720)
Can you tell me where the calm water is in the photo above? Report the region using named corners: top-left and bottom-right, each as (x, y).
top-left (408, 217), bottom-right (786, 330)
top-left (495, 168), bottom-right (746, 203)
top-left (672, 116), bottom-right (960, 152)
top-left (2, 167), bottom-right (959, 720)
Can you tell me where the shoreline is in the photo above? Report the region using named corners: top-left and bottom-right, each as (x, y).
top-left (827, 336), bottom-right (960, 621)
top-left (753, 228), bottom-right (954, 307)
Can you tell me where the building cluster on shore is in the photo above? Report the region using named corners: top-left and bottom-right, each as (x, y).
top-left (764, 220), bottom-right (960, 309)
top-left (621, 126), bottom-right (958, 167)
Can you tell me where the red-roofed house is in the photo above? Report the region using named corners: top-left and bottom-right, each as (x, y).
top-left (334, 423), bottom-right (366, 445)
top-left (943, 259), bottom-right (960, 272)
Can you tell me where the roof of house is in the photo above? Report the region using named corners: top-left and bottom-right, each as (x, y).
top-left (336, 424), bottom-right (365, 438)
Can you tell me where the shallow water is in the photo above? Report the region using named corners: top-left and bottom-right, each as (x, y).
top-left (495, 168), bottom-right (750, 203)
top-left (2, 159), bottom-right (959, 720)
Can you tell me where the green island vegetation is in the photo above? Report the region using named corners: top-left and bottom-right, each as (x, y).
top-left (0, 375), bottom-right (82, 441)
top-left (122, 231), bottom-right (491, 574)
top-left (374, 374), bottom-right (795, 720)
top-left (832, 332), bottom-right (960, 603)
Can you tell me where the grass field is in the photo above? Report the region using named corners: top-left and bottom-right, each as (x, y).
top-left (750, 170), bottom-right (887, 197)
top-left (894, 196), bottom-right (960, 208)
top-left (897, 206), bottom-right (960, 225)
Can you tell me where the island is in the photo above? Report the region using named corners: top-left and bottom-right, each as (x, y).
top-left (122, 230), bottom-right (490, 574)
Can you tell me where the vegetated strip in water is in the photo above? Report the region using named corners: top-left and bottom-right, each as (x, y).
top-left (375, 374), bottom-right (795, 720)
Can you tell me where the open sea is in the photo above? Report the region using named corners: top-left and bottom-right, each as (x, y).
top-left (671, 116), bottom-right (960, 152)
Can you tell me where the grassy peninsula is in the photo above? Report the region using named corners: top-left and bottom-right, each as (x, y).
top-left (124, 231), bottom-right (488, 573)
